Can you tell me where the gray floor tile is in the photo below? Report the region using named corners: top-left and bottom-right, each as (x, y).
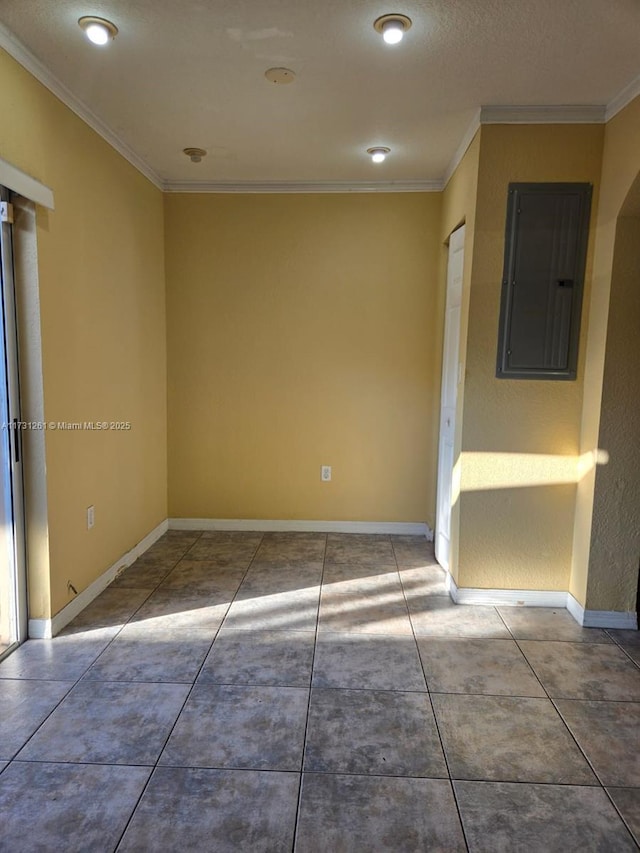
top-left (408, 597), bottom-right (511, 639)
top-left (432, 694), bottom-right (596, 784)
top-left (82, 613), bottom-right (216, 683)
top-left (198, 531), bottom-right (263, 546)
top-left (0, 762), bottom-right (150, 852)
top-left (132, 593), bottom-right (223, 629)
top-left (3, 531), bottom-right (635, 851)
top-left (555, 699), bottom-right (640, 787)
top-left (417, 638), bottom-right (546, 697)
top-left (236, 563), bottom-right (322, 599)
top-left (162, 529), bottom-right (202, 543)
top-left (455, 780), bottom-right (637, 852)
top-left (318, 590), bottom-right (413, 636)
top-left (519, 640), bottom-right (640, 700)
top-left (391, 535), bottom-right (438, 569)
top-left (622, 645), bottom-right (640, 666)
top-left (607, 629), bottom-right (640, 648)
top-left (182, 540), bottom-right (260, 564)
top-left (111, 558), bottom-right (175, 590)
top-left (247, 558), bottom-right (324, 574)
top-left (0, 679), bottom-right (73, 759)
top-left (224, 588), bottom-right (319, 631)
top-left (119, 767), bottom-right (298, 853)
top-left (325, 534), bottom-right (396, 567)
top-left (322, 563), bottom-right (404, 595)
top-left (159, 559), bottom-right (247, 594)
top-left (497, 607), bottom-right (612, 643)
top-left (304, 688), bottom-right (447, 777)
top-left (295, 774), bottom-right (466, 853)
top-left (254, 533), bottom-right (327, 564)
top-left (141, 540), bottom-right (195, 563)
top-left (312, 633), bottom-right (426, 691)
top-left (199, 629), bottom-right (315, 687)
top-left (399, 565), bottom-right (448, 596)
top-left (128, 589), bottom-right (231, 624)
top-left (62, 587), bottom-right (151, 635)
top-left (607, 788), bottom-right (640, 846)
top-left (17, 681), bottom-right (189, 765)
top-left (0, 634), bottom-right (113, 681)
top-left (160, 683), bottom-right (308, 771)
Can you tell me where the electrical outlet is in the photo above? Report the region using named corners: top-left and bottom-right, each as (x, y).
top-left (321, 465), bottom-right (332, 482)
top-left (87, 505), bottom-right (95, 529)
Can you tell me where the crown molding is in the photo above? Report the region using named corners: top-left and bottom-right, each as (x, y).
top-left (442, 109), bottom-right (481, 189)
top-left (0, 22), bottom-right (163, 191)
top-left (606, 73), bottom-right (640, 122)
top-left (163, 179), bottom-right (443, 193)
top-left (480, 104), bottom-right (606, 124)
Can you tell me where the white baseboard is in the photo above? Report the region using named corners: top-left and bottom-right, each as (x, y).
top-left (28, 519), bottom-right (169, 639)
top-left (444, 577), bottom-right (638, 629)
top-left (446, 574), bottom-right (567, 608)
top-left (567, 593), bottom-right (638, 630)
top-left (168, 517), bottom-right (432, 537)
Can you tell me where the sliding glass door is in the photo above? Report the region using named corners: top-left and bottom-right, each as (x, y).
top-left (0, 185), bottom-right (27, 658)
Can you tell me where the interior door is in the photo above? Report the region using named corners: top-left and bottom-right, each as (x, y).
top-left (435, 225), bottom-right (465, 572)
top-left (0, 186), bottom-right (27, 659)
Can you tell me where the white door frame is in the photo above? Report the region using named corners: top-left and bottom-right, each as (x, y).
top-left (0, 185), bottom-right (27, 656)
top-left (435, 225), bottom-right (465, 573)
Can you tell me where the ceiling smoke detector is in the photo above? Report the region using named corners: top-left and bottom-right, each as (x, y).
top-left (264, 67), bottom-right (296, 84)
top-left (78, 16), bottom-right (118, 45)
top-left (183, 148), bottom-right (207, 163)
top-left (373, 14), bottom-right (412, 45)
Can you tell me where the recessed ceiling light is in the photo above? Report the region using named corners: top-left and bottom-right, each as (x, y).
top-left (183, 148), bottom-right (207, 163)
top-left (373, 14), bottom-right (412, 45)
top-left (78, 16), bottom-right (118, 45)
top-left (264, 67), bottom-right (296, 84)
top-left (367, 147), bottom-right (391, 163)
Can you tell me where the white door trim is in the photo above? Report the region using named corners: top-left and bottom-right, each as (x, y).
top-left (435, 225), bottom-right (465, 572)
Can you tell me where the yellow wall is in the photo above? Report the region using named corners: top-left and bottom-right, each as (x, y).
top-left (588, 216), bottom-right (640, 610)
top-left (457, 124), bottom-right (604, 591)
top-left (439, 133), bottom-right (481, 582)
top-left (573, 95), bottom-right (640, 610)
top-left (3, 36), bottom-right (639, 619)
top-left (165, 193), bottom-right (442, 524)
top-left (0, 49), bottom-right (167, 617)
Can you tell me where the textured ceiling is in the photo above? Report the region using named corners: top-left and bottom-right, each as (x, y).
top-left (1, 0), bottom-right (640, 186)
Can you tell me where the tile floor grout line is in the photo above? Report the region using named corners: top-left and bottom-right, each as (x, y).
top-left (602, 789), bottom-right (640, 850)
top-left (1, 575), bottom-right (164, 765)
top-left (9, 755), bottom-right (634, 788)
top-left (76, 538), bottom-right (199, 678)
top-left (547, 694), bottom-right (611, 792)
top-left (510, 635), bottom-right (618, 800)
top-left (290, 532), bottom-right (327, 853)
top-left (1, 602), bottom-right (149, 766)
top-left (393, 536), bottom-right (471, 853)
top-left (3, 679), bottom-right (77, 764)
top-left (3, 532), bottom-right (638, 848)
top-left (511, 636), bottom-right (557, 698)
top-left (112, 530), bottom-right (266, 852)
top-left (616, 645), bottom-right (640, 672)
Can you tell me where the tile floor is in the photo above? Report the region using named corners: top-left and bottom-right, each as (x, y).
top-left (0, 530), bottom-right (639, 851)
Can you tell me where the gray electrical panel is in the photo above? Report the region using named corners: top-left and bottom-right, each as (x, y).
top-left (496, 182), bottom-right (592, 380)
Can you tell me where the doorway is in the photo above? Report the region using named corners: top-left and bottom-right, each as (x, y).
top-left (0, 185), bottom-right (27, 659)
top-left (435, 224), bottom-right (465, 573)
